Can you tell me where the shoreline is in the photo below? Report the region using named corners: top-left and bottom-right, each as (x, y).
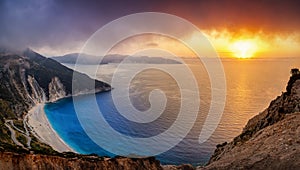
top-left (26, 103), bottom-right (76, 153)
top-left (25, 88), bottom-right (111, 154)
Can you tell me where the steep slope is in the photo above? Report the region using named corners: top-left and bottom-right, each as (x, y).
top-left (0, 49), bottom-right (110, 153)
top-left (0, 49), bottom-right (110, 117)
top-left (23, 49), bottom-right (111, 97)
top-left (202, 71), bottom-right (300, 170)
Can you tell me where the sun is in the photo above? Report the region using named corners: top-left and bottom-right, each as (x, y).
top-left (230, 40), bottom-right (258, 59)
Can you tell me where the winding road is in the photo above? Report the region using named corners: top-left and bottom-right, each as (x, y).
top-left (5, 119), bottom-right (32, 149)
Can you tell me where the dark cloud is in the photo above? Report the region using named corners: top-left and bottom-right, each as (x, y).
top-left (0, 0), bottom-right (154, 54)
top-left (156, 0), bottom-right (300, 32)
top-left (0, 0), bottom-right (299, 56)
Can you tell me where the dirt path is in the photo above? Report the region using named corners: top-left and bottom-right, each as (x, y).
top-left (4, 121), bottom-right (24, 148)
top-left (5, 119), bottom-right (32, 149)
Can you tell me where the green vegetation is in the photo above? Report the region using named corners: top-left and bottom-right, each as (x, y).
top-left (0, 99), bottom-right (16, 120)
top-left (29, 136), bottom-right (58, 155)
top-left (15, 132), bottom-right (27, 147)
top-left (0, 123), bottom-right (14, 146)
top-left (0, 123), bottom-right (28, 154)
top-left (13, 120), bottom-right (26, 132)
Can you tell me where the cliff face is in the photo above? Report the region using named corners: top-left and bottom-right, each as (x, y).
top-left (0, 152), bottom-right (162, 170)
top-left (23, 48), bottom-right (111, 98)
top-left (48, 77), bottom-right (66, 102)
top-left (0, 49), bottom-right (111, 119)
top-left (27, 75), bottom-right (46, 104)
top-left (0, 49), bottom-right (110, 154)
top-left (203, 72), bottom-right (300, 170)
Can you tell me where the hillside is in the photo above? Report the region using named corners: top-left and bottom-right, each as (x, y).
top-left (52, 53), bottom-right (182, 65)
top-left (200, 70), bottom-right (300, 170)
top-left (0, 49), bottom-right (166, 170)
top-left (0, 49), bottom-right (110, 117)
top-left (0, 49), bottom-right (111, 153)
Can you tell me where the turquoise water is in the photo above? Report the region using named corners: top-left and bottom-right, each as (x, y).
top-left (45, 58), bottom-right (300, 165)
top-left (45, 91), bottom-right (213, 165)
top-left (45, 96), bottom-right (113, 157)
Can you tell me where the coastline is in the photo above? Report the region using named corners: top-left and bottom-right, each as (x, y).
top-left (25, 88), bottom-right (111, 153)
top-left (26, 103), bottom-right (75, 153)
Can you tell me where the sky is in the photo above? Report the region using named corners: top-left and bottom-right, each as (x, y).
top-left (1, 0), bottom-right (300, 58)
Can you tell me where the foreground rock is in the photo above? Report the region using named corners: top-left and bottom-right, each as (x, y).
top-left (162, 164), bottom-right (195, 170)
top-left (0, 152), bottom-right (162, 170)
top-left (201, 112), bottom-right (300, 170)
top-left (202, 70), bottom-right (300, 170)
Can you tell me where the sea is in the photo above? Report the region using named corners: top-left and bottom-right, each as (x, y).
top-left (44, 57), bottom-right (299, 166)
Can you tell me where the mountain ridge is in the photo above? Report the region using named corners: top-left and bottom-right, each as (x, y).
top-left (52, 53), bottom-right (182, 65)
top-left (0, 49), bottom-right (111, 153)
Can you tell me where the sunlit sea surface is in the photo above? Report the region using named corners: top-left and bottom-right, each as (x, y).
top-left (44, 57), bottom-right (299, 166)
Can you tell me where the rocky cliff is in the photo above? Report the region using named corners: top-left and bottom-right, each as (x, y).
top-left (0, 49), bottom-right (111, 151)
top-left (0, 48), bottom-right (111, 119)
top-left (202, 70), bottom-right (300, 170)
top-left (48, 77), bottom-right (66, 102)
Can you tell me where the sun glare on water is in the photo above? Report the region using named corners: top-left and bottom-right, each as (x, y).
top-left (230, 40), bottom-right (258, 59)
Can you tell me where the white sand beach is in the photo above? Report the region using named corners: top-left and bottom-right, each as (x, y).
top-left (26, 103), bottom-right (75, 153)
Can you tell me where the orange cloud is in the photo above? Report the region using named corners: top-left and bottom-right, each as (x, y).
top-left (106, 29), bottom-right (300, 59)
top-left (203, 29), bottom-right (300, 58)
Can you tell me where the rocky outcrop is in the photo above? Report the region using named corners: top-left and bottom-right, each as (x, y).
top-left (0, 55), bottom-right (36, 116)
top-left (201, 113), bottom-right (300, 170)
top-left (162, 164), bottom-right (195, 170)
top-left (48, 77), bottom-right (66, 102)
top-left (0, 152), bottom-right (162, 170)
top-left (27, 75), bottom-right (46, 104)
top-left (203, 70), bottom-right (300, 170)
top-left (0, 49), bottom-right (110, 118)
